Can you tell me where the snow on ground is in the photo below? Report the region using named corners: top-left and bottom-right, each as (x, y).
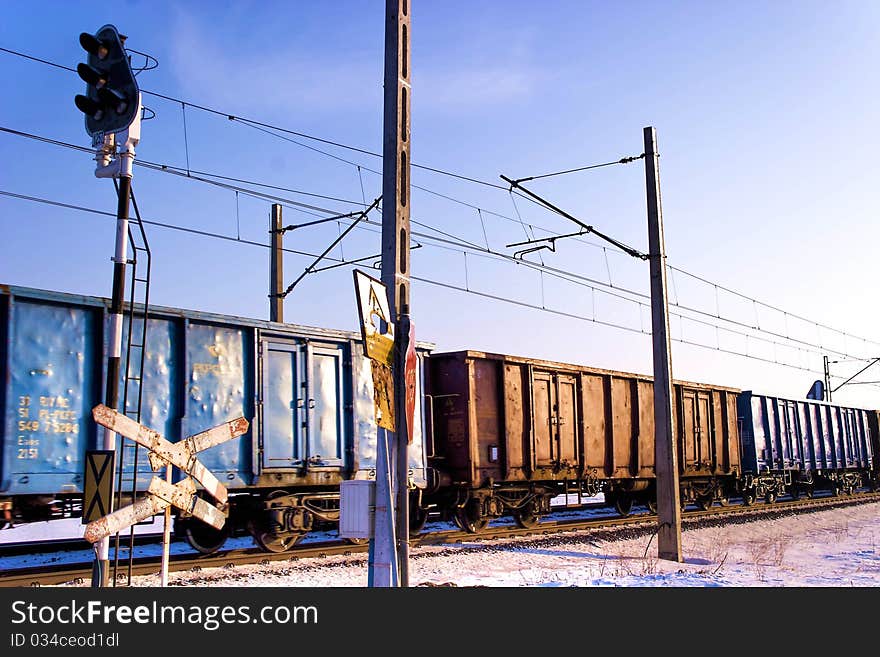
top-left (56, 500), bottom-right (879, 588)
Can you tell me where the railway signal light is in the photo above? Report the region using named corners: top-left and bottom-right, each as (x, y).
top-left (74, 25), bottom-right (139, 140)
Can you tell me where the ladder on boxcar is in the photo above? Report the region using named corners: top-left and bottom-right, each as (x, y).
top-left (112, 184), bottom-right (152, 587)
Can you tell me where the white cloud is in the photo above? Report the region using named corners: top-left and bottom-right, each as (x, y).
top-left (166, 10), bottom-right (381, 117)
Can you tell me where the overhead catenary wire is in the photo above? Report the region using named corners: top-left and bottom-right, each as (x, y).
top-left (0, 190), bottom-right (334, 260)
top-left (4, 50), bottom-right (877, 396)
top-left (3, 73), bottom-right (877, 362)
top-left (0, 191), bottom-right (822, 377)
top-left (0, 186), bottom-right (862, 367)
top-left (6, 41), bottom-right (877, 356)
top-left (0, 46), bottom-right (509, 190)
top-left (0, 45), bottom-right (575, 229)
top-left (0, 126), bottom-right (359, 217)
top-left (667, 264), bottom-right (880, 351)
top-left (3, 123), bottom-right (873, 365)
top-left (1, 120), bottom-right (872, 359)
top-left (502, 174), bottom-right (648, 260)
top-left (276, 196), bottom-right (381, 298)
top-left (4, 187), bottom-right (877, 383)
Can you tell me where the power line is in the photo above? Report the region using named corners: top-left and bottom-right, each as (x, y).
top-left (1, 44), bottom-right (574, 230)
top-left (4, 187), bottom-right (876, 383)
top-left (9, 43), bottom-right (869, 357)
top-left (4, 94), bottom-right (877, 363)
top-left (3, 116), bottom-right (867, 362)
top-left (5, 121), bottom-right (874, 366)
top-left (0, 182), bottom-right (852, 362)
top-left (667, 264), bottom-right (880, 350)
top-left (398, 227), bottom-right (862, 363)
top-left (0, 46), bottom-right (509, 190)
top-left (411, 275), bottom-right (827, 376)
top-left (0, 189), bottom-right (335, 261)
top-left (0, 126), bottom-right (358, 217)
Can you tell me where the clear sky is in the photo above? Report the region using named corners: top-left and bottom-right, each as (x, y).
top-left (2, 1), bottom-right (879, 407)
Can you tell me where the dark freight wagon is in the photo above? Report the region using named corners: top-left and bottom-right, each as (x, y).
top-left (0, 284), bottom-right (429, 553)
top-left (737, 391), bottom-right (877, 502)
top-left (425, 351), bottom-right (742, 530)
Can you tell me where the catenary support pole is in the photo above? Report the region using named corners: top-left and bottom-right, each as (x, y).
top-left (374, 0), bottom-right (412, 587)
top-left (643, 126), bottom-right (682, 562)
top-left (270, 203), bottom-right (284, 323)
top-left (93, 159), bottom-right (134, 588)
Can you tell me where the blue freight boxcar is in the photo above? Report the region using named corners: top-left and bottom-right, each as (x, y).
top-left (737, 390), bottom-right (876, 503)
top-left (0, 284), bottom-right (429, 553)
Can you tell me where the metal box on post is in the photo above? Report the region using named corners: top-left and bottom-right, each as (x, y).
top-left (339, 479), bottom-right (375, 539)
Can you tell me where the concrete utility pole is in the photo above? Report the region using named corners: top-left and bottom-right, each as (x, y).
top-left (375, 0), bottom-right (412, 587)
top-left (270, 203), bottom-right (284, 323)
top-left (643, 126), bottom-right (683, 562)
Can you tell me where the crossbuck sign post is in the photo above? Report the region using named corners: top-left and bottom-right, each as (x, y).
top-left (84, 404), bottom-right (249, 585)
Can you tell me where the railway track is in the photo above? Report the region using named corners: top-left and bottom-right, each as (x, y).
top-left (3, 491), bottom-right (877, 587)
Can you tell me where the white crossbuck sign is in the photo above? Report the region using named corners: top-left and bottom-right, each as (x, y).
top-left (83, 404), bottom-right (249, 544)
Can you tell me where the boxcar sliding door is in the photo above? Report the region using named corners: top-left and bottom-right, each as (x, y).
top-left (261, 341), bottom-right (304, 468)
top-left (305, 343), bottom-right (345, 469)
top-left (532, 371), bottom-right (578, 469)
top-left (261, 340), bottom-right (346, 472)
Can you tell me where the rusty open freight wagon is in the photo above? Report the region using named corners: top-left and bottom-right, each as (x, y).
top-left (424, 350), bottom-right (742, 530)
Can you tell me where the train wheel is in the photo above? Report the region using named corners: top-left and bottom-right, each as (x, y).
top-left (805, 486), bottom-right (814, 499)
top-left (646, 499), bottom-right (658, 514)
top-left (790, 487), bottom-right (800, 501)
top-left (248, 519), bottom-right (303, 553)
top-left (451, 510), bottom-right (465, 531)
top-left (184, 519), bottom-right (230, 555)
top-left (831, 484), bottom-right (841, 497)
top-left (614, 495), bottom-right (634, 517)
top-left (765, 491), bottom-right (777, 504)
top-left (717, 496), bottom-right (730, 507)
top-left (742, 492), bottom-right (756, 507)
top-left (696, 496), bottom-right (713, 511)
top-left (456, 501), bottom-right (489, 533)
top-left (409, 506), bottom-right (429, 537)
top-left (514, 502), bottom-right (541, 529)
top-left (345, 537), bottom-right (369, 546)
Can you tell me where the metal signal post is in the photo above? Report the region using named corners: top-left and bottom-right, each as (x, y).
top-left (74, 24), bottom-right (143, 587)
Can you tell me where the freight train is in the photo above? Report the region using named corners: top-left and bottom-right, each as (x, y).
top-left (2, 284), bottom-right (878, 554)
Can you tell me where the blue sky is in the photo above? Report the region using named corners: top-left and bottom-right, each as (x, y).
top-left (2, 1), bottom-right (879, 406)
